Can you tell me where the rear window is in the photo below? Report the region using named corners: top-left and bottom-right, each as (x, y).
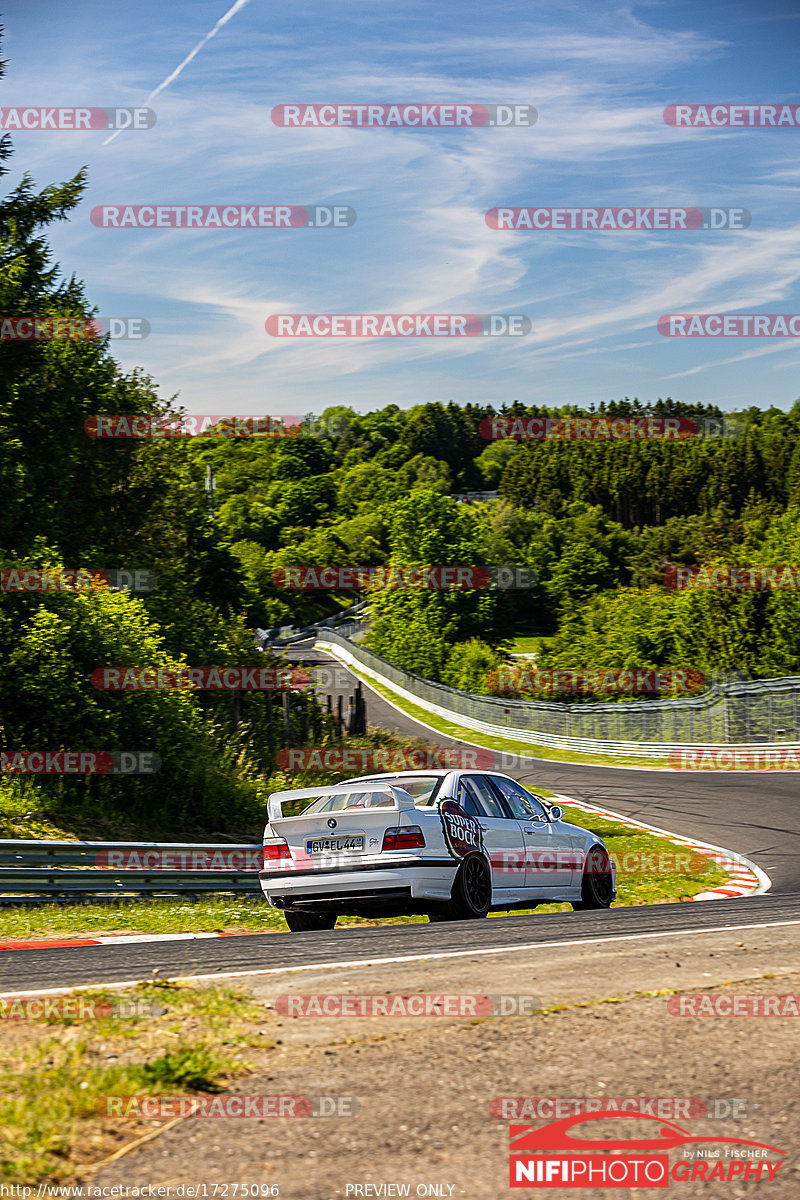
top-left (299, 789), bottom-right (398, 815)
top-left (348, 775), bottom-right (445, 807)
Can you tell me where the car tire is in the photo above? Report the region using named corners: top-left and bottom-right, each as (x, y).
top-left (284, 911), bottom-right (337, 932)
top-left (429, 853), bottom-right (492, 921)
top-left (571, 845), bottom-right (614, 910)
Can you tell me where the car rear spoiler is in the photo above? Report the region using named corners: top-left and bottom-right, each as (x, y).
top-left (267, 783), bottom-right (416, 823)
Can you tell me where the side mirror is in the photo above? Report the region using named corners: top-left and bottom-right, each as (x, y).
top-left (529, 810), bottom-right (548, 823)
top-left (548, 805), bottom-right (564, 822)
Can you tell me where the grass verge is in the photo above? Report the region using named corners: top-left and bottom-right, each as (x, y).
top-left (0, 979), bottom-right (271, 1184)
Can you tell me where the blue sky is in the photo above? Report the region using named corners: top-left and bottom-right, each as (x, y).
top-left (3, 0), bottom-right (800, 416)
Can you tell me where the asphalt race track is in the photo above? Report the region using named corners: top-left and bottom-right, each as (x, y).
top-left (1, 641), bottom-right (798, 995)
top-left (3, 895), bottom-right (800, 995)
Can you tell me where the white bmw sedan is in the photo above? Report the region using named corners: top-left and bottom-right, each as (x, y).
top-left (259, 769), bottom-right (616, 931)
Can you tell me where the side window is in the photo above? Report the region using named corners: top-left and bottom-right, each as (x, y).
top-left (455, 779), bottom-right (482, 818)
top-left (487, 776), bottom-right (546, 820)
top-left (463, 776), bottom-right (508, 819)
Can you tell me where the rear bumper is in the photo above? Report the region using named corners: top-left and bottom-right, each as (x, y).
top-left (259, 860), bottom-right (455, 911)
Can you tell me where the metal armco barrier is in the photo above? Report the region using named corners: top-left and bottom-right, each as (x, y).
top-left (317, 629), bottom-right (800, 757)
top-left (0, 840), bottom-right (262, 901)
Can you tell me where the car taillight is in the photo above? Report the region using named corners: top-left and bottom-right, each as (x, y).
top-left (263, 839), bottom-right (292, 866)
top-left (382, 825), bottom-right (425, 851)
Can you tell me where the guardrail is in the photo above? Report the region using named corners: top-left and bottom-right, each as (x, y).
top-left (0, 841), bottom-right (262, 902)
top-left (317, 629), bottom-right (800, 757)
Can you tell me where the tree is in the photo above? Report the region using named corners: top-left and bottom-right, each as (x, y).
top-left (367, 490), bottom-right (507, 677)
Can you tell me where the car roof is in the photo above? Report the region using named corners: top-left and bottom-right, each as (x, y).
top-left (341, 769), bottom-right (515, 780)
top-left (342, 769), bottom-right (455, 780)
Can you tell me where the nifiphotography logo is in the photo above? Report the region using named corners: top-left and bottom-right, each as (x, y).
top-left (508, 1112), bottom-right (785, 1188)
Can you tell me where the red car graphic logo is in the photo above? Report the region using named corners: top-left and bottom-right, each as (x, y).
top-left (510, 1111), bottom-right (785, 1156)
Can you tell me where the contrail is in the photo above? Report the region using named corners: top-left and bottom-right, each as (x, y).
top-left (104, 0), bottom-right (253, 145)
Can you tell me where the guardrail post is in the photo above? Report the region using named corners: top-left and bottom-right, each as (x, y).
top-left (768, 690), bottom-right (774, 741)
top-left (745, 691), bottom-right (752, 741)
top-left (265, 691), bottom-right (274, 755)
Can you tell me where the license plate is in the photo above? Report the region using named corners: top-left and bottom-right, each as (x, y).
top-left (306, 836), bottom-right (364, 854)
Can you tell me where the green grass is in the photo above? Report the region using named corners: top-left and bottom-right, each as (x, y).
top-left (0, 896), bottom-right (435, 940)
top-left (0, 980), bottom-right (271, 1184)
top-left (509, 637), bottom-right (540, 655)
